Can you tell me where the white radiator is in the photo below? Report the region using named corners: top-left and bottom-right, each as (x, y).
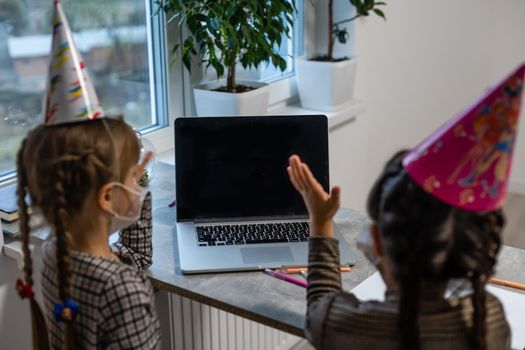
top-left (157, 292), bottom-right (302, 350)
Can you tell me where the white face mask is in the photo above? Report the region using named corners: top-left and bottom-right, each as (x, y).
top-left (106, 182), bottom-right (147, 233)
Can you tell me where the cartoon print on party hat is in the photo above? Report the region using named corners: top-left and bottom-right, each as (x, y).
top-left (42, 0), bottom-right (104, 125)
top-left (403, 64), bottom-right (525, 212)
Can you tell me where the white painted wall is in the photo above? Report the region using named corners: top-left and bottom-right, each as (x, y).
top-left (351, 0), bottom-right (525, 194)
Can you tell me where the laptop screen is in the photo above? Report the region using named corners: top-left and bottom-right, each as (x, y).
top-left (175, 115), bottom-right (329, 221)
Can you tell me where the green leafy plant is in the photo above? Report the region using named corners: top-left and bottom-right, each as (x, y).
top-left (323, 0), bottom-right (386, 61)
top-left (157, 0), bottom-right (296, 93)
top-left (139, 169), bottom-right (150, 188)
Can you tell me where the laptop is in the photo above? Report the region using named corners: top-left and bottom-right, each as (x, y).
top-left (174, 115), bottom-right (356, 274)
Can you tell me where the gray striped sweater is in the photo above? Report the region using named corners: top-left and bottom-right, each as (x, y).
top-left (306, 237), bottom-right (511, 350)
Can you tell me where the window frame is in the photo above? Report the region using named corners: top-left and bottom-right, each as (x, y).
top-left (0, 0), bottom-right (307, 183)
top-left (0, 0), bottom-right (172, 182)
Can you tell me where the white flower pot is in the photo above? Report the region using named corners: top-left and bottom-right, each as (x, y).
top-left (296, 57), bottom-right (358, 111)
top-left (193, 80), bottom-right (270, 116)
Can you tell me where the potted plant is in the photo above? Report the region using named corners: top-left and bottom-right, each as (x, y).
top-left (296, 0), bottom-right (386, 111)
top-left (157, 0), bottom-right (296, 116)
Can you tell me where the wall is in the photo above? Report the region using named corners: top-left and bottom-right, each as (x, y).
top-left (352, 0), bottom-right (525, 194)
top-left (490, 2), bottom-right (525, 191)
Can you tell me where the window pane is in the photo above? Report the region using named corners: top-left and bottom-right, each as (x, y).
top-left (254, 0), bottom-right (304, 82)
top-left (0, 0), bottom-right (154, 176)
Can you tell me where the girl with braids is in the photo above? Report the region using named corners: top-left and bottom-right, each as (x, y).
top-left (287, 64), bottom-right (524, 350)
top-left (17, 119), bottom-right (160, 349)
top-left (14, 1), bottom-right (160, 349)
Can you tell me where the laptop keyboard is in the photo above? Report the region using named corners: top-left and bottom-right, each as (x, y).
top-left (196, 222), bottom-right (310, 246)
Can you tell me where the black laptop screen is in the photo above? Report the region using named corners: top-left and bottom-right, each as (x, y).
top-left (175, 115), bottom-right (329, 221)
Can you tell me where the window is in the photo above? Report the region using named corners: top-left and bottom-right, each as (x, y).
top-left (0, 0), bottom-right (168, 178)
top-left (0, 0), bottom-right (305, 179)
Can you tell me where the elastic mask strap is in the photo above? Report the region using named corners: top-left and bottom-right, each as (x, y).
top-left (107, 182), bottom-right (147, 218)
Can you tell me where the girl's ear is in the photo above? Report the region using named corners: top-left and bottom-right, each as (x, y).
top-left (370, 223), bottom-right (384, 257)
top-left (97, 183), bottom-right (113, 213)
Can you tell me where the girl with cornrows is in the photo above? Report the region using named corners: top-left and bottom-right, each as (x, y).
top-left (288, 64), bottom-right (524, 350)
top-left (14, 1), bottom-right (160, 349)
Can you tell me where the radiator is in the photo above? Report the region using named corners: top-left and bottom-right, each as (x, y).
top-left (158, 292), bottom-right (302, 350)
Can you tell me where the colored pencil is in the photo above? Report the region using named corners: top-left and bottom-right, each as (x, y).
top-left (279, 266), bottom-right (351, 274)
top-left (264, 269), bottom-right (307, 288)
top-left (489, 277), bottom-right (525, 292)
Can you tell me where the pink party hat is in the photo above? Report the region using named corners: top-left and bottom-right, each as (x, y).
top-left (42, 0), bottom-right (104, 125)
top-left (403, 64), bottom-right (525, 212)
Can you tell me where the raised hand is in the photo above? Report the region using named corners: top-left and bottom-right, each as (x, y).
top-left (287, 155), bottom-right (341, 237)
top-left (136, 151), bottom-right (154, 178)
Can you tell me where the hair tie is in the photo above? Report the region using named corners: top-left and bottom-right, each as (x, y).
top-left (16, 279), bottom-right (35, 300)
top-left (54, 299), bottom-right (79, 322)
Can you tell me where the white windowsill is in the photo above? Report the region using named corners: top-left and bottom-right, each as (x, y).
top-left (268, 99), bottom-right (367, 130)
top-left (157, 99), bottom-right (367, 165)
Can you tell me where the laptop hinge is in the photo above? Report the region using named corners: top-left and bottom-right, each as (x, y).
top-left (192, 215), bottom-right (309, 224)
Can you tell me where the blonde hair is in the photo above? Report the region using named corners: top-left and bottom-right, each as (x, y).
top-left (16, 118), bottom-right (140, 349)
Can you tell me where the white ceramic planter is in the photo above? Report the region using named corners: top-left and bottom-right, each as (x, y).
top-left (296, 57), bottom-right (358, 111)
top-left (193, 80), bottom-right (270, 116)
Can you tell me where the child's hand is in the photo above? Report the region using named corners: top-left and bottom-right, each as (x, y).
top-left (287, 155), bottom-right (341, 238)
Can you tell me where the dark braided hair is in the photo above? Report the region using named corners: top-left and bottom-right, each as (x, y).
top-left (367, 151), bottom-right (503, 350)
top-left (17, 118), bottom-right (140, 349)
top-left (54, 161), bottom-right (77, 348)
top-left (17, 137), bottom-right (50, 350)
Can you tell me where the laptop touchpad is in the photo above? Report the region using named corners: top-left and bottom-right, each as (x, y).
top-left (240, 247), bottom-right (294, 264)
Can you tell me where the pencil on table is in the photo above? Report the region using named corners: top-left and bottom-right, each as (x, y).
top-left (280, 266), bottom-right (351, 274)
top-left (489, 277), bottom-right (525, 292)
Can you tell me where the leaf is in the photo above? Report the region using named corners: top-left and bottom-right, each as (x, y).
top-left (211, 60), bottom-right (224, 78)
top-left (208, 18), bottom-right (221, 32)
top-left (277, 56), bottom-right (287, 71)
top-left (337, 29), bottom-right (348, 44)
top-left (225, 2), bottom-right (237, 19)
top-left (373, 8), bottom-right (386, 19)
top-left (194, 14), bottom-right (207, 24)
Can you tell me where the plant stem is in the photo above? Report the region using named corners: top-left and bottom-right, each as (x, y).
top-left (334, 14), bottom-right (360, 27)
top-left (227, 62), bottom-right (236, 92)
top-left (327, 0), bottom-right (334, 60)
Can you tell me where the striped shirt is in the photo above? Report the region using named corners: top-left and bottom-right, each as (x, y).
top-left (306, 237), bottom-right (511, 350)
top-left (41, 192), bottom-right (161, 349)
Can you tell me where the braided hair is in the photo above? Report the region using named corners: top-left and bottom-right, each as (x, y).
top-left (367, 151), bottom-right (503, 350)
top-left (17, 137), bottom-right (50, 350)
top-left (17, 118), bottom-right (140, 349)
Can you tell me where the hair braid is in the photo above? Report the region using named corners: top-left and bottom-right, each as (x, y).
top-left (54, 164), bottom-right (77, 349)
top-left (472, 274), bottom-right (487, 350)
top-left (398, 272), bottom-right (421, 350)
top-left (18, 137), bottom-right (34, 293)
top-left (16, 137), bottom-right (50, 350)
top-left (368, 151), bottom-right (505, 350)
